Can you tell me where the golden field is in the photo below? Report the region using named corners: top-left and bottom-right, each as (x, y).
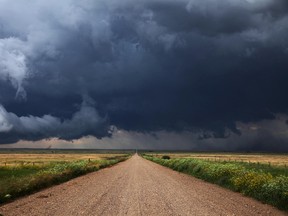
top-left (150, 153), bottom-right (288, 166)
top-left (0, 151), bottom-right (129, 166)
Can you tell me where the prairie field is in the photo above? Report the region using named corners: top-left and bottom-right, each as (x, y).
top-left (0, 153), bottom-right (128, 166)
top-left (0, 150), bottom-right (131, 203)
top-left (148, 152), bottom-right (288, 166)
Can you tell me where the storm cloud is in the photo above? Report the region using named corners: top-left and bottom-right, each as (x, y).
top-left (1, 0), bottom-right (288, 150)
top-left (0, 99), bottom-right (110, 144)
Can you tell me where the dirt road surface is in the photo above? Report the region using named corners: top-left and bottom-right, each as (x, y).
top-left (0, 154), bottom-right (287, 216)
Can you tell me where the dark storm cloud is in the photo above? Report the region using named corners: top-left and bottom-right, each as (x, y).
top-left (1, 0), bottom-right (288, 149)
top-left (0, 99), bottom-right (110, 144)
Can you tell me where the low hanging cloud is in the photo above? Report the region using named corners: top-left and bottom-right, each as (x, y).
top-left (0, 0), bottom-right (288, 149)
top-left (5, 115), bottom-right (288, 152)
top-left (0, 101), bottom-right (110, 144)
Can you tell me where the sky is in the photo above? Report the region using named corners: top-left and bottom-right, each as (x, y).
top-left (0, 0), bottom-right (288, 151)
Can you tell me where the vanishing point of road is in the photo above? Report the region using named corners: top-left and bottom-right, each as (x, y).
top-left (0, 155), bottom-right (287, 216)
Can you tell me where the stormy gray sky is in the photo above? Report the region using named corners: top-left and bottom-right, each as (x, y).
top-left (1, 0), bottom-right (288, 151)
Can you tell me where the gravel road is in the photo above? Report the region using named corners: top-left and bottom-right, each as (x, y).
top-left (0, 154), bottom-right (287, 216)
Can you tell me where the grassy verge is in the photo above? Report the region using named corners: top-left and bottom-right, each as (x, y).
top-left (0, 155), bottom-right (130, 204)
top-left (143, 154), bottom-right (288, 211)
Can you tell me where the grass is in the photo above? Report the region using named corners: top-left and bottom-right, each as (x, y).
top-left (143, 153), bottom-right (288, 211)
top-left (0, 152), bottom-right (129, 166)
top-left (0, 153), bottom-right (130, 204)
top-left (148, 152), bottom-right (288, 166)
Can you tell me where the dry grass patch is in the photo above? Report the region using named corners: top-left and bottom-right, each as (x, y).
top-left (0, 153), bottom-right (127, 166)
top-left (150, 153), bottom-right (288, 166)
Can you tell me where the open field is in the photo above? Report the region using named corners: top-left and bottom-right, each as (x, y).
top-left (143, 153), bottom-right (288, 211)
top-left (0, 151), bottom-right (130, 203)
top-left (0, 153), bottom-right (129, 166)
top-left (147, 152), bottom-right (288, 166)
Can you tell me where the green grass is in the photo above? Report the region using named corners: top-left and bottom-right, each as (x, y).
top-left (143, 154), bottom-right (288, 211)
top-left (0, 155), bottom-right (130, 204)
